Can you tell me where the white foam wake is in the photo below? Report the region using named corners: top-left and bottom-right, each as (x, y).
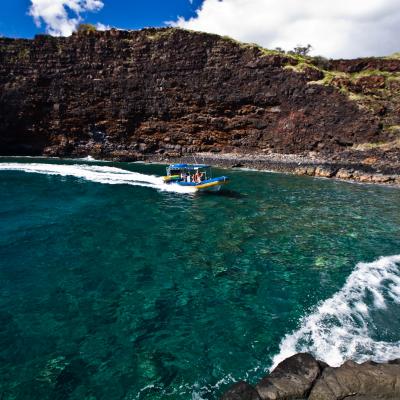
top-left (271, 255), bottom-right (400, 369)
top-left (0, 162), bottom-right (196, 193)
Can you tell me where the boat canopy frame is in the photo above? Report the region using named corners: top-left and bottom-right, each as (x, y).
top-left (166, 164), bottom-right (212, 178)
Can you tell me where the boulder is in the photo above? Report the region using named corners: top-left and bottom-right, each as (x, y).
top-left (309, 360), bottom-right (400, 400)
top-left (356, 75), bottom-right (386, 94)
top-left (221, 381), bottom-right (261, 400)
top-left (255, 353), bottom-right (323, 400)
top-left (335, 168), bottom-right (353, 179)
top-left (357, 174), bottom-right (373, 183)
top-left (295, 166), bottom-right (316, 176)
top-left (370, 174), bottom-right (392, 183)
top-left (220, 355), bottom-right (400, 400)
top-left (315, 166), bottom-right (336, 178)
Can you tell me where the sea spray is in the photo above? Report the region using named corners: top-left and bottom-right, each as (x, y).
top-left (0, 162), bottom-right (196, 194)
top-left (271, 255), bottom-right (400, 369)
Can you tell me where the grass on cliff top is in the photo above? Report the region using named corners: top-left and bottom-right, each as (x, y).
top-left (218, 34), bottom-right (326, 70)
top-left (311, 68), bottom-right (400, 83)
top-left (306, 68), bottom-right (400, 114)
top-left (145, 27), bottom-right (225, 42)
top-left (91, 26), bottom-right (400, 112)
top-left (145, 28), bottom-right (177, 40)
top-left (142, 28), bottom-right (400, 74)
top-left (386, 52), bottom-right (400, 59)
top-left (201, 31), bottom-right (400, 104)
top-left (308, 68), bottom-right (400, 96)
top-left (144, 28), bottom-right (313, 65)
top-left (353, 138), bottom-right (400, 151)
top-left (217, 34), bottom-right (310, 62)
top-left (352, 69), bottom-right (400, 79)
top-left (284, 62), bottom-right (321, 73)
top-left (385, 125), bottom-right (400, 133)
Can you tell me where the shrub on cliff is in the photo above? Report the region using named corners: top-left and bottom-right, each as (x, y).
top-left (312, 55), bottom-right (331, 69)
top-left (288, 44), bottom-right (312, 57)
top-left (76, 23), bottom-right (97, 34)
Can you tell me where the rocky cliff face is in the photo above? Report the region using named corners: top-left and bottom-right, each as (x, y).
top-left (1, 27), bottom-right (399, 167)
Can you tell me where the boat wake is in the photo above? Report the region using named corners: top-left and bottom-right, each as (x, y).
top-left (0, 162), bottom-right (197, 193)
top-left (189, 255), bottom-right (400, 399)
top-left (271, 255), bottom-right (400, 369)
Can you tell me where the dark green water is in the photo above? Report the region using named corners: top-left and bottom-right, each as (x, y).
top-left (0, 158), bottom-right (399, 400)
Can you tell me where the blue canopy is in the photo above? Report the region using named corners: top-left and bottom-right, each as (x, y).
top-left (168, 164), bottom-right (210, 170)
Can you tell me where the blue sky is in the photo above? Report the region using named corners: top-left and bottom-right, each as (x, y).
top-left (1, 0), bottom-right (400, 58)
top-left (0, 0), bottom-right (203, 38)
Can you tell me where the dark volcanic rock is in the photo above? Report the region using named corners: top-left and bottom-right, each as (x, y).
top-left (221, 355), bottom-right (400, 400)
top-left (0, 28), bottom-right (388, 159)
top-left (308, 360), bottom-right (400, 400)
top-left (255, 353), bottom-right (324, 400)
top-left (221, 381), bottom-right (261, 400)
top-left (328, 58), bottom-right (400, 73)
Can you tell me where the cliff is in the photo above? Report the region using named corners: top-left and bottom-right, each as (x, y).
top-left (1, 28), bottom-right (400, 182)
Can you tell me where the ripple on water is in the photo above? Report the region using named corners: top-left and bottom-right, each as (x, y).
top-left (0, 159), bottom-right (399, 399)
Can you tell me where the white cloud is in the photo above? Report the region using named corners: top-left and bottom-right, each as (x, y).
top-left (29, 0), bottom-right (104, 36)
top-left (171, 0), bottom-right (400, 58)
top-left (95, 22), bottom-right (111, 31)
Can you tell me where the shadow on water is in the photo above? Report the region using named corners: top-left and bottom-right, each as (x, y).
top-left (201, 189), bottom-right (245, 199)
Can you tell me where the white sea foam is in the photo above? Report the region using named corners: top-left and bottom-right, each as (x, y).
top-left (79, 155), bottom-right (97, 161)
top-left (271, 255), bottom-right (400, 369)
top-left (0, 162), bottom-right (196, 194)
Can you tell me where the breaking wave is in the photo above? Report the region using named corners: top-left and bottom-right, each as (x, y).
top-left (271, 255), bottom-right (400, 369)
top-left (0, 162), bottom-right (196, 193)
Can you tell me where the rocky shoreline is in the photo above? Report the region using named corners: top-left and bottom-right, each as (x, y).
top-left (221, 353), bottom-right (400, 400)
top-left (141, 152), bottom-right (400, 187)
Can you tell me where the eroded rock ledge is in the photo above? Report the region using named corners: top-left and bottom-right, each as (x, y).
top-left (221, 353), bottom-right (400, 400)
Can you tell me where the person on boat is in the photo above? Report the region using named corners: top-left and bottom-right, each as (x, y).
top-left (193, 171), bottom-right (201, 183)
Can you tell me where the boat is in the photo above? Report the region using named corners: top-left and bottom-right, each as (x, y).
top-left (163, 164), bottom-right (229, 192)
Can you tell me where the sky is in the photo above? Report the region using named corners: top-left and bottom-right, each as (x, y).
top-left (0, 1), bottom-right (203, 38)
top-left (1, 0), bottom-right (400, 59)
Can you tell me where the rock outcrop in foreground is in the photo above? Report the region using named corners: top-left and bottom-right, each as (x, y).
top-left (1, 28), bottom-right (400, 183)
top-left (221, 353), bottom-right (400, 400)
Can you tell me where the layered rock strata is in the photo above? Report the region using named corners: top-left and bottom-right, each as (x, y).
top-left (221, 353), bottom-right (400, 400)
top-left (0, 28), bottom-right (399, 184)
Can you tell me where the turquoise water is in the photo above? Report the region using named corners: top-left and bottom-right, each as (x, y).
top-left (0, 158), bottom-right (399, 400)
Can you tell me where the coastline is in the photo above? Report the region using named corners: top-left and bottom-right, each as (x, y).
top-left (221, 353), bottom-right (400, 400)
top-left (141, 151), bottom-right (400, 187)
top-left (2, 28), bottom-right (400, 189)
top-left (2, 151), bottom-right (399, 187)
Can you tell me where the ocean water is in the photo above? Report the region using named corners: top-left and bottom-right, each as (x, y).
top-left (0, 157), bottom-right (399, 400)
